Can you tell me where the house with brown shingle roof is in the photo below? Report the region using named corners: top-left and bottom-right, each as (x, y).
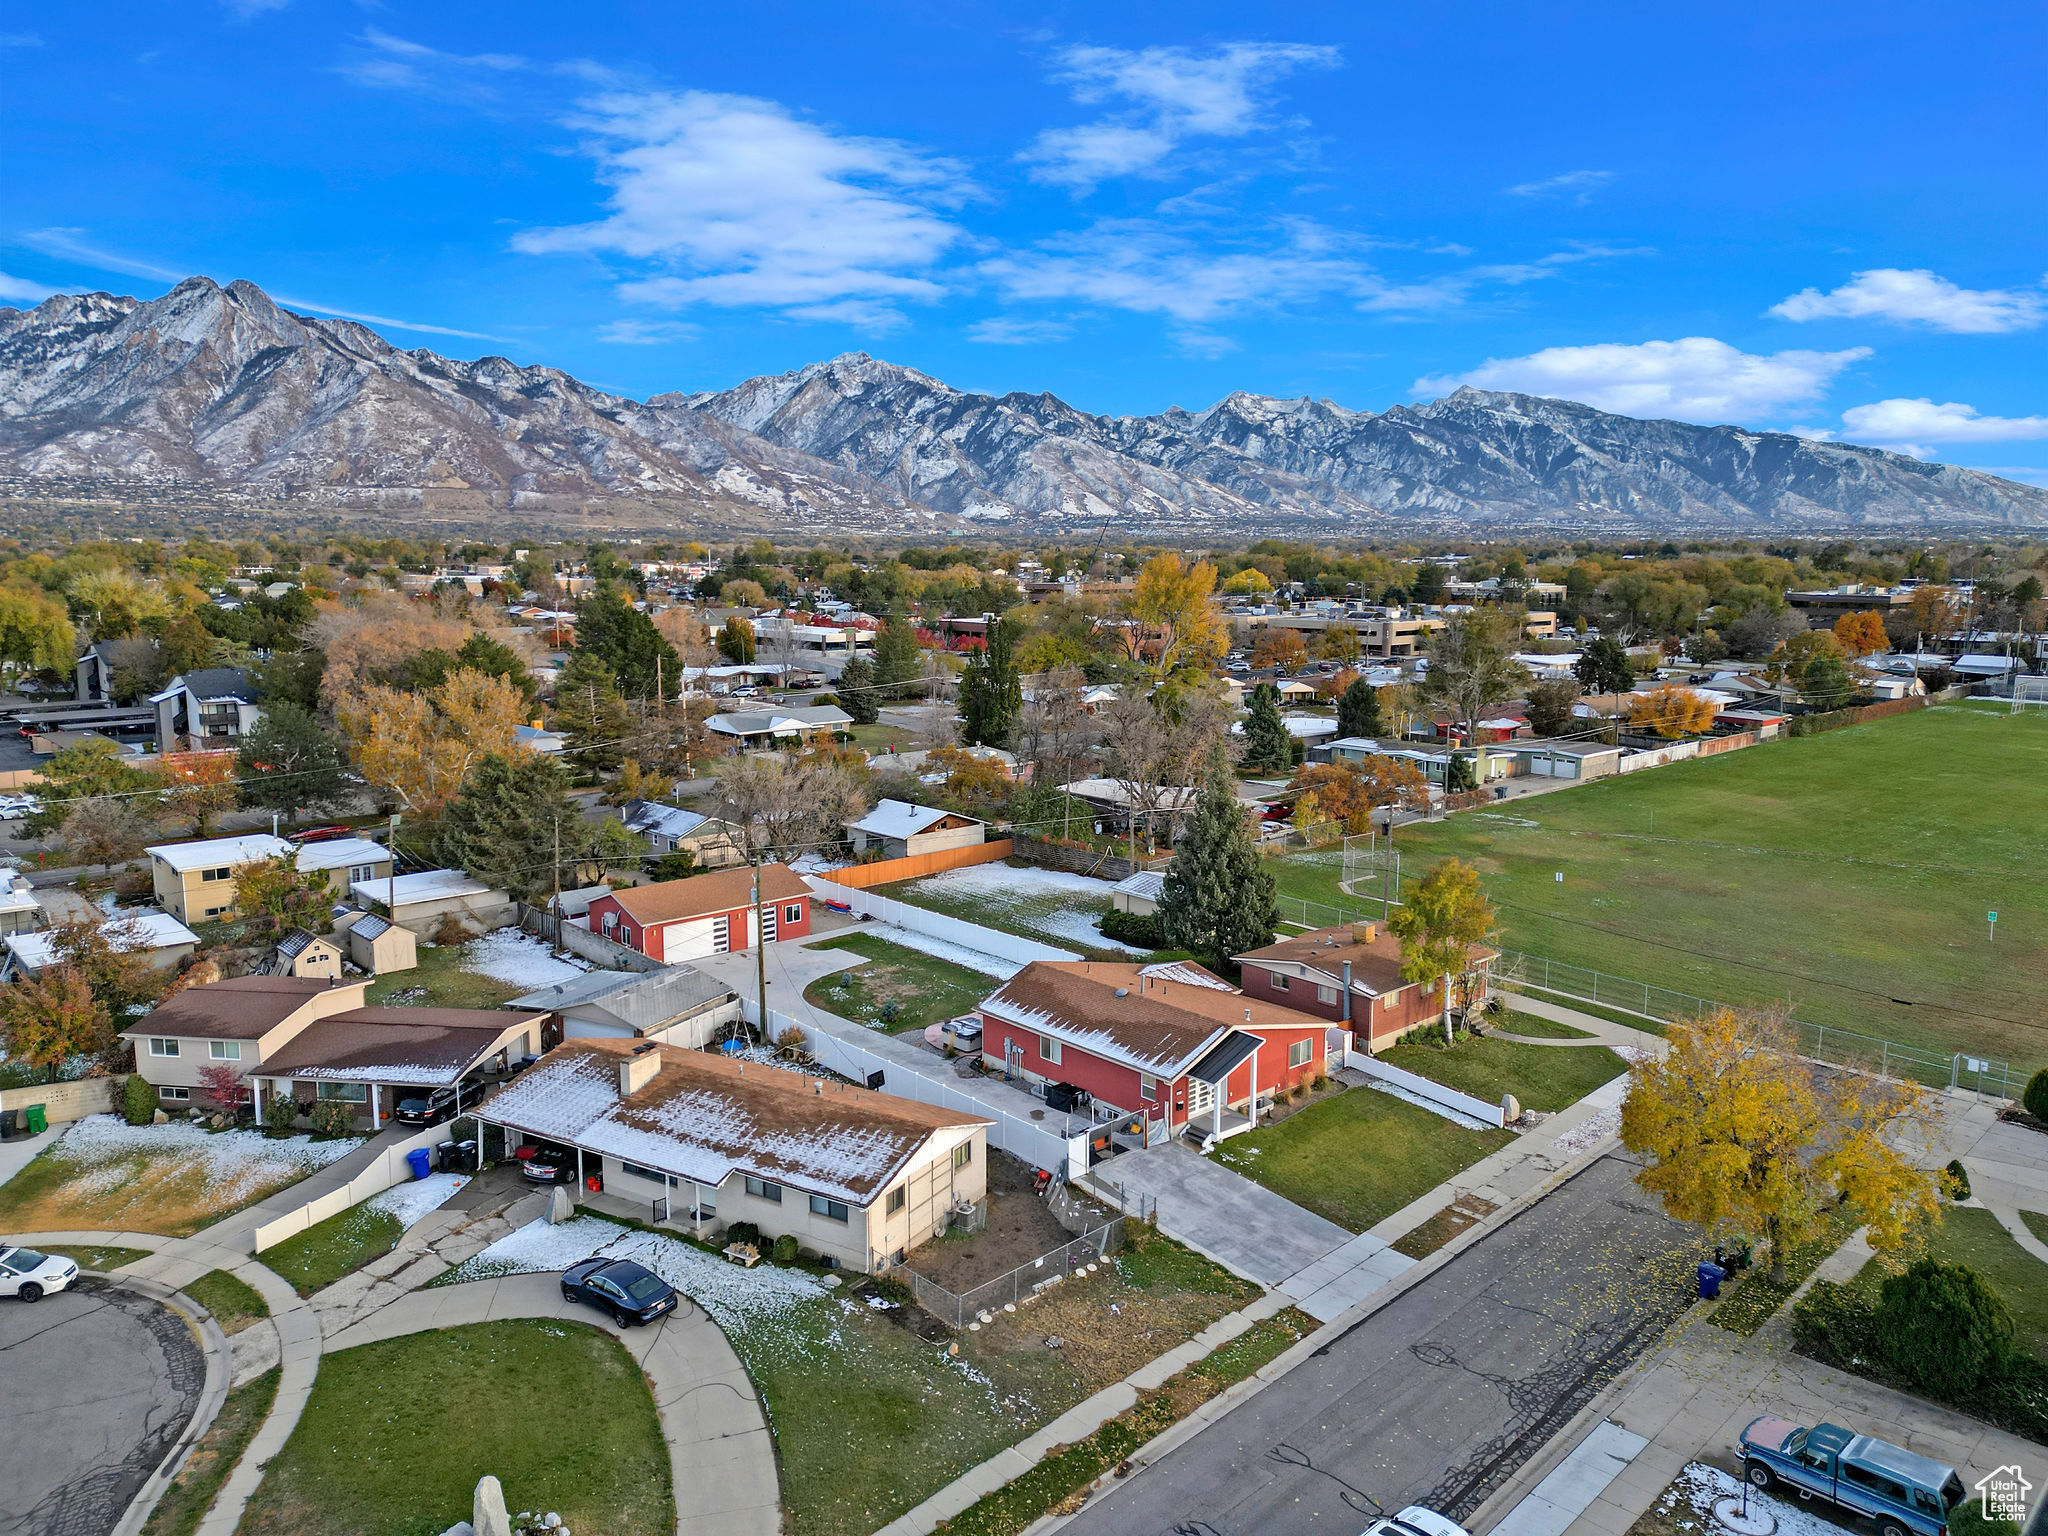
top-left (976, 960), bottom-right (1332, 1146)
top-left (1233, 922), bottom-right (1497, 1050)
top-left (476, 1038), bottom-right (989, 1273)
top-left (583, 863), bottom-right (813, 962)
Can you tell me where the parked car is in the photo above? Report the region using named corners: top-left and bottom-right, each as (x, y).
top-left (517, 1141), bottom-right (580, 1184)
top-left (1739, 1417), bottom-right (1965, 1536)
top-left (393, 1075), bottom-right (487, 1127)
top-left (1359, 1507), bottom-right (1471, 1536)
top-left (561, 1256), bottom-right (679, 1326)
top-left (0, 1244), bottom-right (78, 1302)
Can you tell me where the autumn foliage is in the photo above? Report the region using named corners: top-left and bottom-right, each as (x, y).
top-left (334, 667), bottom-right (528, 815)
top-left (1287, 756), bottom-right (1429, 833)
top-left (1250, 628), bottom-right (1310, 672)
top-left (0, 966), bottom-right (109, 1084)
top-left (1624, 683), bottom-right (1717, 739)
top-left (1832, 609), bottom-right (1891, 657)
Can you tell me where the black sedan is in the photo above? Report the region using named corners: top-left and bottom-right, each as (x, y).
top-left (517, 1143), bottom-right (579, 1185)
top-left (561, 1257), bottom-right (679, 1326)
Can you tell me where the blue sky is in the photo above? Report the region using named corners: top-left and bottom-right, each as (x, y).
top-left (5, 1), bottom-right (2045, 479)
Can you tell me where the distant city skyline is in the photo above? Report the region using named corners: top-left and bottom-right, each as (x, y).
top-left (4, 0), bottom-right (2043, 480)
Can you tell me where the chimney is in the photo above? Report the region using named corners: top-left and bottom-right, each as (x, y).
top-left (619, 1042), bottom-right (660, 1097)
top-left (1351, 922), bottom-right (1378, 945)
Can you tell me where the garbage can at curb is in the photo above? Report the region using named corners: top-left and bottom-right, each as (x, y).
top-left (1697, 1261), bottom-right (1726, 1299)
top-left (406, 1147), bottom-right (433, 1181)
top-left (23, 1104), bottom-right (47, 1135)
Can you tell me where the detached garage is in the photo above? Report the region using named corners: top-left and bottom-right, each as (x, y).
top-left (582, 864), bottom-right (813, 963)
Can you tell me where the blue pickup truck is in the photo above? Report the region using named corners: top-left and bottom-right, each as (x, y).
top-left (1739, 1417), bottom-right (1967, 1536)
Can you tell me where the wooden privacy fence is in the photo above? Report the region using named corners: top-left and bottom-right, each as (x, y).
top-left (825, 838), bottom-right (1014, 890)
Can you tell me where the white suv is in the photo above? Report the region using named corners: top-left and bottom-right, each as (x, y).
top-left (0, 1244), bottom-right (79, 1302)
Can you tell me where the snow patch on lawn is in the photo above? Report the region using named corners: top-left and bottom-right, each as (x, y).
top-left (1551, 1102), bottom-right (1621, 1156)
top-left (366, 1171), bottom-right (467, 1231)
top-left (461, 928), bottom-right (591, 987)
top-left (865, 924), bottom-right (1020, 979)
top-left (900, 863), bottom-right (1149, 953)
top-left (1661, 1463), bottom-right (1844, 1536)
top-left (441, 1214), bottom-right (825, 1328)
top-left (55, 1114), bottom-right (359, 1204)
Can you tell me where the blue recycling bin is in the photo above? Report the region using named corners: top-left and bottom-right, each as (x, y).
top-left (405, 1147), bottom-right (433, 1181)
top-left (1697, 1261), bottom-right (1726, 1299)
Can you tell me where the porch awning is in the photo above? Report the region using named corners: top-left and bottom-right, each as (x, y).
top-left (1187, 1030), bottom-right (1262, 1085)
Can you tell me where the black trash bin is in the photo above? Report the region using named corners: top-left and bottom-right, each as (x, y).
top-left (435, 1140), bottom-right (459, 1173)
top-left (452, 1138), bottom-right (480, 1173)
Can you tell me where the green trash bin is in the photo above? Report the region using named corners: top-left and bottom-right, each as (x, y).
top-left (23, 1104), bottom-right (47, 1135)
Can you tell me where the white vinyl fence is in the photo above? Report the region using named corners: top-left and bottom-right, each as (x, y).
top-left (749, 1000), bottom-right (1090, 1180)
top-left (804, 878), bottom-right (1081, 967)
top-left (1616, 740), bottom-right (1702, 773)
top-left (251, 1120), bottom-right (454, 1252)
top-left (1343, 1049), bottom-right (1506, 1128)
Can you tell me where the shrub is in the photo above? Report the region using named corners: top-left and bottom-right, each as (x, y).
top-left (2024, 1068), bottom-right (2048, 1122)
top-left (1790, 1278), bottom-right (1879, 1362)
top-left (772, 1234), bottom-right (798, 1264)
top-left (306, 1099), bottom-right (357, 1139)
top-left (1874, 1258), bottom-right (2013, 1398)
top-left (123, 1072), bottom-right (158, 1126)
top-left (724, 1220), bottom-right (761, 1247)
top-left (1098, 908), bottom-right (1164, 948)
top-left (432, 914), bottom-right (469, 947)
top-left (1943, 1159), bottom-right (1972, 1200)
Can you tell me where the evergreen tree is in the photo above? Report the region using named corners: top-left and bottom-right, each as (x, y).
top-left (1446, 749), bottom-right (1478, 792)
top-left (1336, 675), bottom-right (1383, 740)
top-left (552, 650), bottom-right (633, 771)
top-left (238, 703), bottom-right (346, 816)
top-left (1157, 752), bottom-right (1279, 974)
top-left (871, 605), bottom-right (922, 698)
top-left (437, 751), bottom-right (579, 902)
top-left (835, 655), bottom-right (881, 725)
top-left (958, 617), bottom-right (1023, 747)
top-left (577, 589), bottom-right (680, 701)
top-left (1239, 683), bottom-right (1293, 774)
top-left (1575, 636), bottom-right (1635, 695)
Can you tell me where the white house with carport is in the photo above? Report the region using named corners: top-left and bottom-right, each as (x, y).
top-left (475, 1038), bottom-right (990, 1273)
top-left (843, 799), bottom-right (988, 860)
top-left (509, 965), bottom-right (741, 1049)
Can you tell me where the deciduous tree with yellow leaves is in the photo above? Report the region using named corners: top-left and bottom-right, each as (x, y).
top-left (1388, 857), bottom-right (1497, 1046)
top-left (1625, 683), bottom-right (1718, 739)
top-left (334, 668), bottom-right (527, 816)
top-left (1832, 609), bottom-right (1890, 657)
top-left (1124, 553), bottom-right (1226, 679)
top-left (1620, 1009), bottom-right (1941, 1281)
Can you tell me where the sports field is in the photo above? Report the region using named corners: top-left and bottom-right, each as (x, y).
top-left (1270, 703), bottom-right (2048, 1073)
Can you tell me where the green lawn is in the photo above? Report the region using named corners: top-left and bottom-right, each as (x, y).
top-left (1490, 1008), bottom-right (1595, 1040)
top-left (802, 932), bottom-right (995, 1032)
top-left (185, 1268), bottom-right (270, 1334)
top-left (239, 1320), bottom-right (671, 1536)
top-left (1266, 706), bottom-right (2048, 1071)
top-left (1380, 1034), bottom-right (1628, 1114)
top-left (259, 1204), bottom-right (403, 1297)
top-left (365, 938), bottom-right (523, 1009)
top-left (1846, 1206), bottom-right (2048, 1360)
top-left (849, 722), bottom-right (919, 754)
top-left (1214, 1085), bottom-right (1515, 1233)
top-left (39, 1243), bottom-right (150, 1271)
top-left (143, 1368), bottom-right (279, 1536)
top-left (2022, 1210), bottom-right (2048, 1249)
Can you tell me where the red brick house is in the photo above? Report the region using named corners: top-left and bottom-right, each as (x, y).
top-left (976, 960), bottom-right (1331, 1144)
top-left (1234, 923), bottom-right (1497, 1052)
top-left (583, 864), bottom-right (812, 963)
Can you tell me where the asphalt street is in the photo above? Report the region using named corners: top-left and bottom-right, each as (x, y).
top-left (1058, 1153), bottom-right (1703, 1536)
top-left (0, 1278), bottom-right (206, 1536)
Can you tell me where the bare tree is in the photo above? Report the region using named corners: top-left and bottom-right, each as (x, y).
top-left (59, 796), bottom-right (155, 879)
top-left (1096, 685), bottom-right (1226, 852)
top-left (1017, 664), bottom-right (1097, 787)
top-left (712, 753), bottom-right (871, 860)
top-left (1418, 609), bottom-right (1528, 778)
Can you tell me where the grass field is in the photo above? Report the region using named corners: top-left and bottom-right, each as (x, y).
top-left (364, 939), bottom-right (523, 1009)
top-left (1268, 705), bottom-right (2048, 1072)
top-left (39, 1243), bottom-right (150, 1271)
top-left (1845, 1206), bottom-right (2048, 1360)
top-left (802, 932), bottom-right (993, 1032)
top-left (1490, 1009), bottom-right (1596, 1039)
top-left (259, 1203), bottom-right (403, 1296)
top-left (1380, 1033), bottom-right (1628, 1113)
top-left (185, 1268), bottom-right (270, 1334)
top-left (239, 1320), bottom-right (671, 1536)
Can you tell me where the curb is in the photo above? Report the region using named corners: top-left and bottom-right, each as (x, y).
top-left (105, 1272), bottom-right (235, 1536)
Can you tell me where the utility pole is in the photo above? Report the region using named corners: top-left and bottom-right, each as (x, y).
top-left (386, 813), bottom-right (399, 919)
top-left (550, 814), bottom-right (563, 956)
top-left (752, 849), bottom-right (768, 1040)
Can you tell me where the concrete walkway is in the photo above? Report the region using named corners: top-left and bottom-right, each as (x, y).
top-left (325, 1273), bottom-right (779, 1536)
top-left (0, 1123), bottom-right (60, 1190)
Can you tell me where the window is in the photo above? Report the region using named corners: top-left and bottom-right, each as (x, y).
top-left (159, 1086), bottom-right (190, 1102)
top-left (712, 914), bottom-right (731, 952)
top-left (886, 1186), bottom-right (906, 1215)
top-left (744, 1176), bottom-right (783, 1203)
top-left (601, 910), bottom-right (618, 933)
top-left (1317, 984), bottom-right (1338, 1006)
top-left (784, 903), bottom-right (803, 925)
top-left (1039, 1036), bottom-right (1061, 1065)
top-left (315, 1081), bottom-right (367, 1102)
top-left (1288, 1039), bottom-right (1313, 1069)
top-left (204, 904), bottom-right (231, 918)
top-left (1139, 1072), bottom-right (1159, 1100)
top-left (1270, 972), bottom-right (1291, 991)
top-left (692, 1184), bottom-right (716, 1218)
top-left (201, 867), bottom-right (232, 883)
top-left (149, 1038), bottom-right (180, 1057)
top-left (349, 863), bottom-right (377, 884)
top-left (760, 906), bottom-right (778, 943)
top-left (619, 1161), bottom-right (667, 1185)
top-left (809, 1195), bottom-right (849, 1223)
top-left (952, 1142), bottom-right (973, 1171)
top-left (210, 1040), bottom-right (242, 1060)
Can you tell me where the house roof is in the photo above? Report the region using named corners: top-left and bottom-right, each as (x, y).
top-left (845, 798), bottom-right (977, 840)
top-left (9, 909), bottom-right (200, 972)
top-left (275, 928), bottom-right (325, 960)
top-left (152, 667), bottom-right (257, 703)
top-left (606, 864), bottom-right (809, 926)
top-left (148, 833), bottom-right (293, 872)
top-left (1057, 778), bottom-right (1199, 812)
top-left (345, 912), bottom-right (394, 941)
top-left (126, 975), bottom-right (362, 1040)
top-left (479, 1038), bottom-right (988, 1205)
top-left (258, 1006), bottom-right (544, 1087)
top-left (509, 965), bottom-right (736, 1031)
top-left (980, 961), bottom-right (1321, 1077)
top-left (351, 869), bottom-right (497, 905)
top-left (620, 801), bottom-right (710, 840)
top-left (1112, 870), bottom-right (1165, 901)
top-left (1235, 924), bottom-right (1497, 998)
top-left (705, 706), bottom-right (852, 736)
top-left (289, 838), bottom-right (389, 871)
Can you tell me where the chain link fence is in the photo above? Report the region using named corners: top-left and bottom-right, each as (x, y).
top-left (899, 1219), bottom-right (1126, 1330)
top-left (1489, 947), bottom-right (2023, 1100)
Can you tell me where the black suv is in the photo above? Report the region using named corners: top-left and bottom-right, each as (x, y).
top-left (393, 1076), bottom-right (487, 1127)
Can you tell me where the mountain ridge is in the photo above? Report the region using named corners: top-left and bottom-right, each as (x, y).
top-left (2, 276), bottom-right (2042, 533)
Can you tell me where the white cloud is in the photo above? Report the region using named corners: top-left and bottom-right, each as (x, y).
top-left (0, 271), bottom-right (88, 303)
top-left (338, 29), bottom-right (530, 93)
top-left (1837, 397), bottom-right (2048, 457)
top-left (1024, 42), bottom-right (1340, 189)
top-left (0, 31), bottom-right (42, 47)
top-left (515, 91), bottom-right (971, 326)
top-left (1505, 170), bottom-right (1612, 202)
top-left (597, 318), bottom-right (701, 344)
top-left (967, 316), bottom-right (1073, 345)
top-left (1769, 268), bottom-right (2045, 334)
top-left (1414, 336), bottom-right (1871, 421)
top-left (220, 0), bottom-right (291, 17)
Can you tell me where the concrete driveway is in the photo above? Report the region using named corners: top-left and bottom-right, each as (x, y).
top-left (1056, 1154), bottom-right (1703, 1536)
top-left (0, 1278), bottom-right (208, 1536)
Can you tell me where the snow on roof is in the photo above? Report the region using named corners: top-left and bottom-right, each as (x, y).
top-left (289, 838), bottom-right (389, 871)
top-left (8, 909), bottom-right (199, 971)
top-left (352, 868), bottom-right (497, 905)
top-left (1112, 870), bottom-right (1165, 901)
top-left (148, 833), bottom-right (292, 872)
top-left (1058, 778), bottom-right (1199, 810)
top-left (620, 801), bottom-right (710, 840)
top-left (846, 799), bottom-right (969, 839)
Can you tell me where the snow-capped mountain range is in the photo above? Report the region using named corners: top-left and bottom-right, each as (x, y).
top-left (2, 276), bottom-right (2041, 532)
